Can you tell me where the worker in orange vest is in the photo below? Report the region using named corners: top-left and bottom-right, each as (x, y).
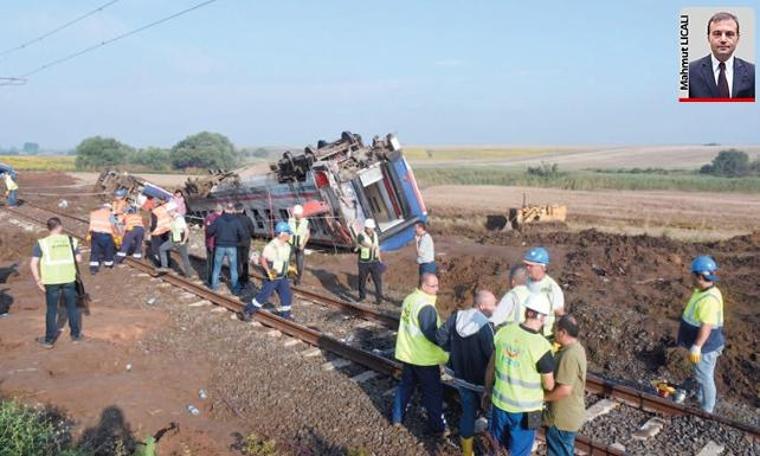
top-left (115, 205), bottom-right (145, 263)
top-left (149, 200), bottom-right (175, 266)
top-left (88, 202), bottom-right (117, 274)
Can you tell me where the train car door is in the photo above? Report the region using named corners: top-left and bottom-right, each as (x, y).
top-left (357, 164), bottom-right (403, 231)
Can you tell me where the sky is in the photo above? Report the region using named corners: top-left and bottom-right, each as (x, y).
top-left (0, 0), bottom-right (759, 149)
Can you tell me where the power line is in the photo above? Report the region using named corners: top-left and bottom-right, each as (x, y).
top-left (0, 0), bottom-right (122, 59)
top-left (17, 0), bottom-right (220, 79)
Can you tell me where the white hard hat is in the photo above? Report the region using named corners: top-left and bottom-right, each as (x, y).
top-left (293, 204), bottom-right (304, 216)
top-left (364, 218), bottom-right (376, 229)
top-left (524, 293), bottom-right (551, 316)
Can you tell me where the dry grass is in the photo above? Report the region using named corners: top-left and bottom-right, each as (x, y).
top-left (0, 155), bottom-right (75, 171)
top-left (403, 147), bottom-right (582, 161)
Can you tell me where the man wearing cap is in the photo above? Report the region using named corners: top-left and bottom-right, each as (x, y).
top-left (208, 202), bottom-right (246, 293)
top-left (356, 218), bottom-right (384, 304)
top-left (87, 202), bottom-right (117, 275)
top-left (483, 293), bottom-right (556, 456)
top-left (243, 221), bottom-right (294, 320)
top-left (115, 205), bottom-right (145, 263)
top-left (288, 204), bottom-right (310, 286)
top-left (677, 255), bottom-right (725, 413)
top-left (523, 247), bottom-right (565, 338)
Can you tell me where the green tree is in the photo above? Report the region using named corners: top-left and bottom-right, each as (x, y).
top-left (74, 136), bottom-right (133, 170)
top-left (699, 149), bottom-right (750, 177)
top-left (170, 131), bottom-right (240, 170)
top-left (22, 142), bottom-right (40, 154)
top-left (129, 147), bottom-right (171, 171)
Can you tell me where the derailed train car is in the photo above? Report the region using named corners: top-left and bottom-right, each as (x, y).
top-left (184, 131), bottom-right (428, 251)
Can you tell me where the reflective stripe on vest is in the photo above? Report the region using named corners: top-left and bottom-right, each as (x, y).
top-left (491, 323), bottom-right (550, 413)
top-left (359, 231), bottom-right (379, 262)
top-left (682, 287), bottom-right (724, 327)
top-left (265, 239), bottom-right (291, 276)
top-left (394, 289), bottom-right (449, 366)
top-left (152, 206), bottom-right (172, 235)
top-left (89, 209), bottom-right (113, 234)
top-left (124, 213), bottom-right (143, 231)
top-left (38, 234), bottom-right (77, 285)
top-left (288, 217), bottom-right (309, 249)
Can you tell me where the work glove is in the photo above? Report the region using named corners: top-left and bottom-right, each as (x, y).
top-left (85, 233), bottom-right (92, 243)
top-left (287, 264), bottom-right (298, 278)
top-left (688, 345), bottom-right (702, 364)
top-left (267, 270), bottom-right (276, 281)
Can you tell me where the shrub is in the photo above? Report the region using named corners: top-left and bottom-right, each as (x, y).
top-left (699, 149), bottom-right (750, 177)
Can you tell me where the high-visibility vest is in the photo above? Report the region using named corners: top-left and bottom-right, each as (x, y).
top-left (89, 208), bottom-right (114, 234)
top-left (263, 239), bottom-right (291, 276)
top-left (682, 287), bottom-right (724, 328)
top-left (288, 217), bottom-right (310, 249)
top-left (492, 323), bottom-right (551, 413)
top-left (395, 288), bottom-right (449, 366)
top-left (358, 230), bottom-right (379, 262)
top-left (4, 174), bottom-right (18, 191)
top-left (151, 205), bottom-right (172, 235)
top-left (112, 199), bottom-right (128, 215)
top-left (123, 213), bottom-right (144, 231)
top-left (38, 234), bottom-right (77, 285)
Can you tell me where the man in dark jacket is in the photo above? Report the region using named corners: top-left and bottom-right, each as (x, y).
top-left (203, 204), bottom-right (223, 286)
top-left (437, 290), bottom-right (497, 456)
top-left (207, 203), bottom-right (245, 294)
top-left (234, 202), bottom-right (256, 288)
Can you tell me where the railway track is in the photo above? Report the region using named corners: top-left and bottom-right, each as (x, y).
top-left (5, 202), bottom-right (758, 455)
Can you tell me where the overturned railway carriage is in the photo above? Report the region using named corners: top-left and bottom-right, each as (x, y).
top-left (185, 132), bottom-right (427, 251)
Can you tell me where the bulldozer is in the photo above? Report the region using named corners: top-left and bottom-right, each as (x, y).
top-left (486, 193), bottom-right (567, 231)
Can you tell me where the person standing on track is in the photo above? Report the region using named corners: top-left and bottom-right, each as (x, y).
top-left (414, 221), bottom-right (436, 282)
top-left (208, 202), bottom-right (245, 294)
top-left (491, 264), bottom-right (531, 328)
top-left (523, 247), bottom-right (565, 339)
top-left (115, 205), bottom-right (145, 263)
top-left (1, 170), bottom-right (19, 207)
top-left (234, 202), bottom-right (256, 289)
top-left (436, 290), bottom-right (496, 456)
top-left (483, 293), bottom-right (556, 456)
top-left (392, 273), bottom-right (449, 436)
top-left (204, 204), bottom-right (223, 286)
top-left (87, 202), bottom-right (117, 275)
top-left (677, 255), bottom-right (725, 413)
top-left (30, 217), bottom-right (83, 348)
top-left (149, 200), bottom-right (174, 266)
top-left (158, 206), bottom-right (194, 278)
top-left (543, 314), bottom-right (587, 456)
top-left (356, 218), bottom-right (384, 304)
top-left (243, 221), bottom-right (294, 320)
top-left (288, 204), bottom-right (310, 286)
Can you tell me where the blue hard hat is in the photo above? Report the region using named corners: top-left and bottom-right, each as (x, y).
top-left (275, 221), bottom-right (292, 235)
top-left (523, 246), bottom-right (550, 265)
top-left (114, 188), bottom-right (127, 198)
top-left (691, 255), bottom-right (718, 281)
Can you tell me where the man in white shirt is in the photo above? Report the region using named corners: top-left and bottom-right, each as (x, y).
top-left (688, 11), bottom-right (755, 99)
top-left (414, 222), bottom-right (436, 282)
top-left (523, 246), bottom-right (565, 339)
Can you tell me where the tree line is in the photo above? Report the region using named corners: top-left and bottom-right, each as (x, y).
top-left (699, 149), bottom-right (760, 178)
top-left (74, 131), bottom-right (242, 172)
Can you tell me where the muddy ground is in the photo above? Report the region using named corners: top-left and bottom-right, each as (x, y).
top-left (2, 171), bottom-right (758, 455)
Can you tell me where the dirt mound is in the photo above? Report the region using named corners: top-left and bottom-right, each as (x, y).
top-left (17, 171), bottom-right (78, 187)
top-left (0, 230), bottom-right (38, 262)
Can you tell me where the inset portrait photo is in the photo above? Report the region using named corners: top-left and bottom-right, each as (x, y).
top-left (678, 7), bottom-right (755, 102)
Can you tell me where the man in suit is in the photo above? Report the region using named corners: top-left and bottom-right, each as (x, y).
top-left (688, 11), bottom-right (755, 99)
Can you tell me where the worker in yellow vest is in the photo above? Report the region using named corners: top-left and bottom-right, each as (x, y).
top-left (392, 273), bottom-right (449, 435)
top-left (356, 218), bottom-right (384, 304)
top-left (492, 264), bottom-right (531, 328)
top-left (243, 222), bottom-right (294, 320)
top-left (149, 200), bottom-right (175, 266)
top-left (482, 293), bottom-right (556, 456)
top-left (676, 255), bottom-right (725, 413)
top-left (30, 217), bottom-right (83, 348)
top-left (115, 205), bottom-right (145, 263)
top-left (88, 203), bottom-right (117, 274)
top-left (288, 204), bottom-right (310, 286)
top-left (2, 171), bottom-right (19, 207)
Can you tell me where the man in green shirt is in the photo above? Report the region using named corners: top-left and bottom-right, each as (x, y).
top-left (543, 314), bottom-right (587, 456)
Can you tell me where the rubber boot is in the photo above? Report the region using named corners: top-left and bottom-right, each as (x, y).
top-left (461, 436), bottom-right (473, 456)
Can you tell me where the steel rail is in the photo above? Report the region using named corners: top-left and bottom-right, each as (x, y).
top-left (8, 203), bottom-right (758, 446)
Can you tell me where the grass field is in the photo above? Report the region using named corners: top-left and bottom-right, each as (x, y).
top-left (0, 155), bottom-right (75, 171)
top-left (415, 167), bottom-right (760, 193)
top-left (403, 147), bottom-right (582, 161)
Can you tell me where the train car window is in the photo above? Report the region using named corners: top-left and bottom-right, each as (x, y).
top-left (252, 209), bottom-right (265, 229)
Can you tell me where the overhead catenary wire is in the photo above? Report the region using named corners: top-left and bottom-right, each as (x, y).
top-left (0, 0), bottom-right (122, 59)
top-left (15, 0), bottom-right (219, 79)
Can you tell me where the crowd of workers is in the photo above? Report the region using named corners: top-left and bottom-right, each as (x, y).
top-left (21, 185), bottom-right (726, 455)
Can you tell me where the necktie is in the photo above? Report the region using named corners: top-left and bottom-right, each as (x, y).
top-left (717, 62), bottom-right (730, 98)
